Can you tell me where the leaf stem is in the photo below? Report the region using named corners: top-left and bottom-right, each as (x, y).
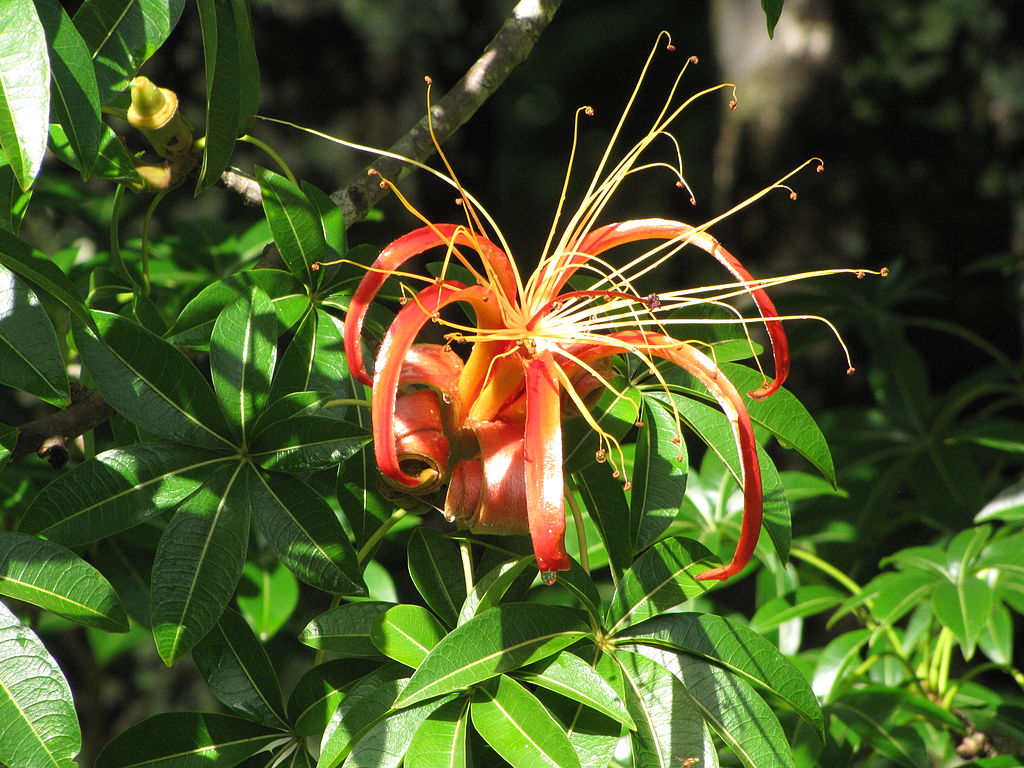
top-left (357, 507), bottom-right (409, 564)
top-left (564, 478), bottom-right (590, 575)
top-left (239, 134), bottom-right (298, 186)
top-left (789, 546), bottom-right (862, 595)
top-left (459, 538), bottom-right (475, 597)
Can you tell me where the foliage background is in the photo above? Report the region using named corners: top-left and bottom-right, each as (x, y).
top-left (4, 0), bottom-right (1024, 765)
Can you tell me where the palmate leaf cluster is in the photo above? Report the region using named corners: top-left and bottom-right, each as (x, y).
top-left (2, 1), bottom-right (1024, 767)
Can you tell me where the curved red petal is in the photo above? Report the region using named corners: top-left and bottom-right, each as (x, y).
top-left (344, 225), bottom-right (517, 385)
top-left (574, 330), bottom-right (763, 581)
top-left (372, 281), bottom-right (486, 488)
top-left (523, 351), bottom-right (571, 576)
top-left (574, 219), bottom-right (789, 399)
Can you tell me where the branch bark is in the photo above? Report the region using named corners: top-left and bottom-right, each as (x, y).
top-left (13, 386), bottom-right (115, 466)
top-left (329, 0), bottom-right (563, 226)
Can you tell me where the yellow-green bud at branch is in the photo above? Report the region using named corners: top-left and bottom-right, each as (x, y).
top-left (127, 77), bottom-right (192, 158)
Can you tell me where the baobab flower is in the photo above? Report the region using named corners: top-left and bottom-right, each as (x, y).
top-left (311, 36), bottom-right (883, 584)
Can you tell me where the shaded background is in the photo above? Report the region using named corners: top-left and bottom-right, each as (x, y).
top-left (24, 0), bottom-right (1024, 758)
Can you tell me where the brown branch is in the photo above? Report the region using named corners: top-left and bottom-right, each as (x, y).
top-left (330, 0), bottom-right (563, 226)
top-left (13, 386), bottom-right (115, 466)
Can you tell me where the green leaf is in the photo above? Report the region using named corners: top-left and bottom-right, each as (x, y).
top-left (407, 527), bottom-right (468, 628)
top-left (456, 554), bottom-right (536, 625)
top-left (632, 397), bottom-right (687, 551)
top-left (168, 268), bottom-right (307, 347)
top-left (976, 476), bottom-right (1024, 523)
top-left (248, 469), bottom-right (365, 595)
top-left (0, 422), bottom-right (15, 472)
top-left (94, 711), bottom-right (279, 768)
top-left (405, 698), bottom-right (469, 768)
top-left (616, 612), bottom-right (823, 734)
top-left (20, 443), bottom-right (226, 545)
top-left (830, 689), bottom-right (931, 768)
top-left (537, 688), bottom-right (621, 768)
top-left (516, 652), bottom-right (634, 729)
top-left (0, 264), bottom-right (69, 403)
top-left (371, 604), bottom-right (447, 668)
top-left (299, 601), bottom-right (393, 656)
top-left (269, 308), bottom-right (353, 402)
top-left (0, 161), bottom-right (32, 232)
top-left (0, 600), bottom-right (81, 768)
top-left (575, 460), bottom-right (633, 581)
top-left (651, 392), bottom-right (791, 563)
top-left (48, 122), bottom-right (141, 183)
top-left (931, 575), bottom-right (992, 659)
top-left (74, 310), bottom-right (235, 449)
top-left (236, 559), bottom-right (298, 642)
top-left (286, 658), bottom-right (381, 737)
top-left (252, 414), bottom-right (369, 472)
top-left (192, 607), bottom-right (287, 729)
top-left (810, 629), bottom-right (871, 702)
top-left (396, 603), bottom-right (590, 709)
top-left (195, 0), bottom-right (260, 193)
top-left (636, 646), bottom-right (795, 768)
top-left (342, 693), bottom-right (457, 768)
top-left (317, 664), bottom-right (409, 768)
top-left (761, 0), bottom-right (785, 38)
top-left (0, 531), bottom-right (128, 632)
top-left (605, 537), bottom-right (715, 634)
top-left (615, 650), bottom-right (716, 768)
top-left (257, 167), bottom-right (328, 283)
top-left (0, 0), bottom-right (49, 190)
top-left (837, 570), bottom-right (937, 627)
top-left (36, 0), bottom-right (101, 176)
top-left (337, 444), bottom-right (391, 555)
top-left (210, 286), bottom-right (277, 442)
top-left (0, 230), bottom-right (90, 327)
top-left (749, 584), bottom-right (844, 635)
top-left (977, 603), bottom-right (1014, 666)
top-left (151, 463), bottom-right (250, 665)
top-left (472, 675), bottom-right (581, 768)
top-left (71, 0), bottom-right (186, 107)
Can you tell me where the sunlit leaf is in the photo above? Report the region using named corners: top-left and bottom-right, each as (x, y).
top-left (0, 264), bottom-right (68, 403)
top-left (605, 537), bottom-right (715, 634)
top-left (20, 443), bottom-right (228, 546)
top-left (0, 0), bottom-right (49, 190)
top-left (0, 600), bottom-right (80, 768)
top-left (71, 0), bottom-right (186, 106)
top-left (636, 646), bottom-right (794, 768)
top-left (395, 603), bottom-right (589, 708)
top-left (210, 285), bottom-right (277, 442)
top-left (299, 601), bottom-right (393, 656)
top-left (617, 611), bottom-right (823, 734)
top-left (405, 698), bottom-right (469, 768)
top-left (616, 650), bottom-right (717, 768)
top-left (236, 559), bottom-right (299, 642)
top-left (515, 651), bottom-right (634, 729)
top-left (0, 531), bottom-right (128, 632)
top-left (151, 463), bottom-right (249, 665)
top-left (471, 675), bottom-right (581, 768)
top-left (36, 0), bottom-right (101, 176)
top-left (371, 604), bottom-right (447, 669)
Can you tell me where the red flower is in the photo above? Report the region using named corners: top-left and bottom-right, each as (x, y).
top-left (333, 38), bottom-right (880, 583)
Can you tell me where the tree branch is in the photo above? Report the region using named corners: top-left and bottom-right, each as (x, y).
top-left (330, 0), bottom-right (563, 226)
top-left (13, 386), bottom-right (115, 467)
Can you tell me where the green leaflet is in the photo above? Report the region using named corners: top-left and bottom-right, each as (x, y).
top-left (0, 600), bottom-right (81, 768)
